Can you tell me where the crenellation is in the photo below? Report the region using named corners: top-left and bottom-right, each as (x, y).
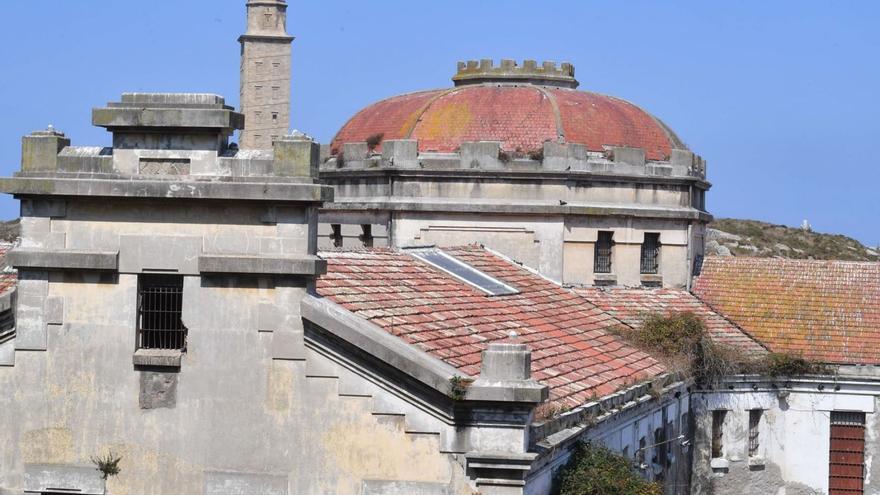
top-left (453, 58), bottom-right (579, 88)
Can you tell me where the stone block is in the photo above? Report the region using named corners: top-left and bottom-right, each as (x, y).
top-left (205, 472), bottom-right (288, 495)
top-left (362, 481), bottom-right (450, 495)
top-left (24, 464), bottom-right (105, 494)
top-left (139, 370), bottom-right (178, 409)
top-left (271, 331), bottom-right (306, 361)
top-left (480, 343), bottom-right (531, 381)
top-left (670, 149), bottom-right (694, 167)
top-left (610, 146), bottom-right (646, 166)
top-left (258, 302), bottom-right (281, 332)
top-left (0, 339), bottom-right (14, 367)
top-left (8, 249), bottom-right (118, 271)
top-left (133, 349), bottom-right (182, 368)
top-left (647, 164), bottom-right (673, 176)
top-left (198, 254), bottom-right (326, 276)
top-left (273, 135), bottom-right (319, 178)
top-left (44, 296), bottom-right (63, 325)
top-left (119, 235), bottom-right (200, 274)
top-left (14, 271), bottom-right (48, 351)
top-left (21, 128), bottom-right (70, 172)
top-left (342, 142), bottom-right (370, 160)
top-left (58, 146), bottom-right (113, 173)
top-left (381, 139), bottom-right (419, 168)
top-left (21, 198), bottom-right (67, 218)
top-left (542, 142), bottom-right (587, 171)
top-left (460, 141), bottom-right (503, 169)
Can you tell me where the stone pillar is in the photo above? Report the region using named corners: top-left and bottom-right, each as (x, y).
top-left (465, 342), bottom-right (548, 495)
top-left (21, 127), bottom-right (69, 172)
top-left (273, 132), bottom-right (319, 178)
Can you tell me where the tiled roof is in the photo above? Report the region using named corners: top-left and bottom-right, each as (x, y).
top-left (330, 86), bottom-right (684, 161)
top-left (575, 287), bottom-right (767, 356)
top-left (693, 257), bottom-right (880, 365)
top-left (0, 242), bottom-right (15, 296)
top-left (316, 246), bottom-right (666, 407)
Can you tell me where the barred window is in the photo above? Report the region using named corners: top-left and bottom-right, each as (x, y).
top-left (641, 233), bottom-right (661, 274)
top-left (137, 275), bottom-right (187, 351)
top-left (748, 409), bottom-right (762, 457)
top-left (594, 231), bottom-right (613, 274)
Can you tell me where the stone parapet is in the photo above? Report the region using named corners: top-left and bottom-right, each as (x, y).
top-left (322, 139), bottom-right (707, 180)
top-left (453, 59), bottom-right (578, 89)
top-left (0, 175), bottom-right (332, 203)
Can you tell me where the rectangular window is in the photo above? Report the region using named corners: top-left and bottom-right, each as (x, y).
top-left (641, 233), bottom-right (661, 274)
top-left (255, 111), bottom-right (263, 123)
top-left (748, 409), bottom-right (762, 457)
top-left (137, 275), bottom-right (186, 351)
top-left (272, 112), bottom-right (278, 122)
top-left (272, 86), bottom-right (280, 100)
top-left (829, 411), bottom-right (865, 495)
top-left (711, 410), bottom-right (726, 458)
top-left (360, 224), bottom-right (374, 248)
top-left (594, 231), bottom-right (613, 274)
top-left (330, 224), bottom-right (343, 248)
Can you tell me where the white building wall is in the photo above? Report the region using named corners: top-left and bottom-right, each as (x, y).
top-left (692, 380), bottom-right (880, 494)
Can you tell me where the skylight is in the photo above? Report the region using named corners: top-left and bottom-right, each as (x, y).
top-left (408, 248), bottom-right (519, 296)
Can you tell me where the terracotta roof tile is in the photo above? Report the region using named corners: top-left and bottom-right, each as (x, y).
top-left (692, 257), bottom-right (880, 365)
top-left (575, 287), bottom-right (767, 356)
top-left (316, 246), bottom-right (666, 407)
top-left (331, 85), bottom-right (685, 160)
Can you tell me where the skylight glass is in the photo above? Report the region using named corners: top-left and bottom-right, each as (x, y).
top-left (408, 249), bottom-right (519, 296)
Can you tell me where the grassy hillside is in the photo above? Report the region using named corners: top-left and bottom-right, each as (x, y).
top-left (708, 218), bottom-right (878, 261)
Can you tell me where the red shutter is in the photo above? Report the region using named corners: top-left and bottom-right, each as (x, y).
top-left (829, 412), bottom-right (865, 495)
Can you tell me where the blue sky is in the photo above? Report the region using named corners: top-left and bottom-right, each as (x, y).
top-left (1, 1), bottom-right (877, 245)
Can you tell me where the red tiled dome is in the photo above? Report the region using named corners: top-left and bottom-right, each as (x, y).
top-left (331, 84), bottom-right (686, 161)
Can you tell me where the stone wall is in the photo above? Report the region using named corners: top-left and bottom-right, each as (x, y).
top-left (0, 198), bottom-right (474, 494)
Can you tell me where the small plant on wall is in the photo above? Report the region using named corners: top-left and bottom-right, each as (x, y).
top-left (91, 451), bottom-right (122, 480)
top-left (448, 375), bottom-right (472, 401)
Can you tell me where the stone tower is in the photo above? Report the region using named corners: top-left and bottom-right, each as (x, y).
top-left (239, 0), bottom-right (293, 149)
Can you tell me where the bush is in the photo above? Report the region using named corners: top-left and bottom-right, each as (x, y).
top-left (632, 312), bottom-right (705, 356)
top-left (365, 133), bottom-right (384, 151)
top-left (616, 312), bottom-right (832, 387)
top-left (552, 442), bottom-right (661, 495)
top-left (762, 352), bottom-right (831, 377)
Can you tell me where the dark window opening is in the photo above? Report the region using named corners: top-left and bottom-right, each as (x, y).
top-left (360, 224), bottom-right (374, 248)
top-left (641, 233), bottom-right (661, 274)
top-left (137, 274), bottom-right (186, 351)
top-left (711, 410), bottom-right (726, 458)
top-left (272, 112), bottom-right (278, 122)
top-left (594, 231), bottom-right (614, 274)
top-left (330, 224), bottom-right (343, 248)
top-left (829, 411), bottom-right (865, 495)
top-left (748, 409), bottom-right (762, 457)
top-left (637, 436), bottom-right (647, 465)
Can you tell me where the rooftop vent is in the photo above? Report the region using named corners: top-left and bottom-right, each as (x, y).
top-left (408, 248), bottom-right (519, 296)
